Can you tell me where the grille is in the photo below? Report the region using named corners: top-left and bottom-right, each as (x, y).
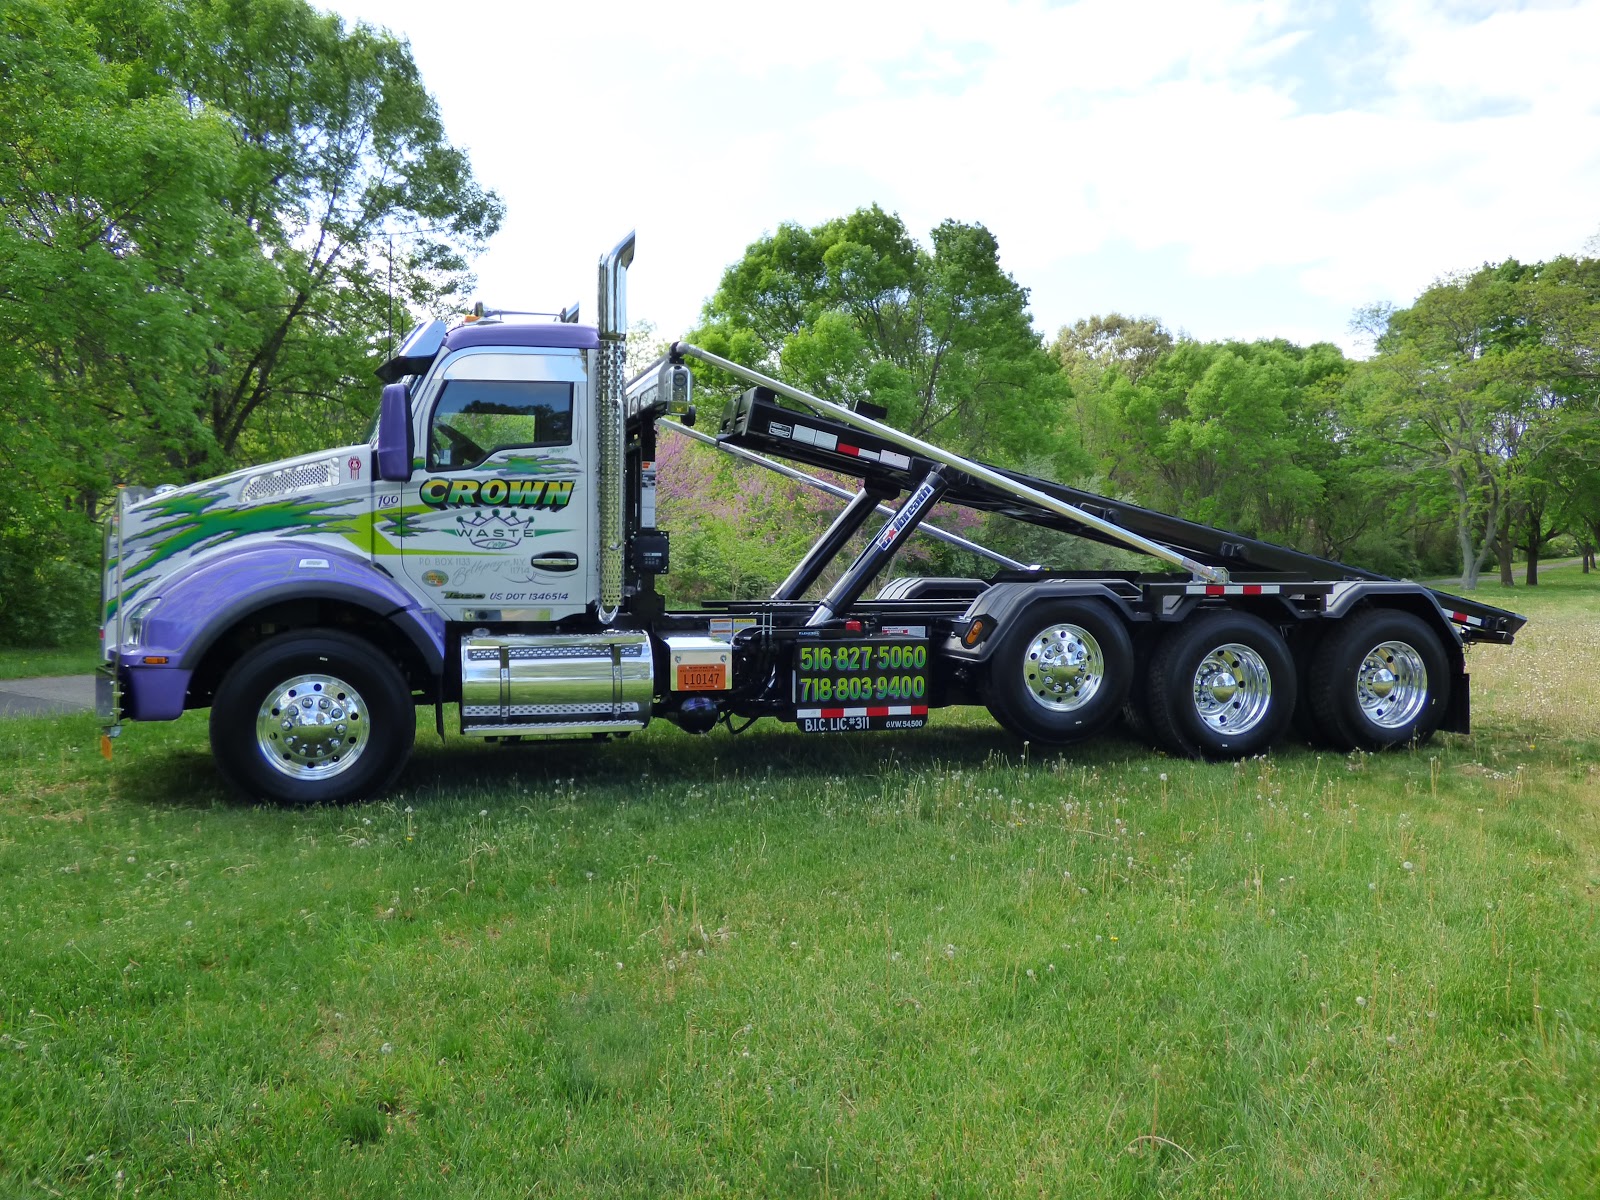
top-left (241, 458), bottom-right (340, 502)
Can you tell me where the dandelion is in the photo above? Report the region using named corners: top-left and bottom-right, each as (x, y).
top-left (380, 1042), bottom-right (394, 1054)
top-left (1026, 968), bottom-right (1036, 979)
top-left (1355, 995), bottom-right (1367, 1007)
top-left (1159, 773), bottom-right (1168, 782)
top-left (1110, 935), bottom-right (1118, 942)
top-left (479, 809), bottom-right (488, 817)
top-left (404, 806), bottom-right (413, 814)
top-left (1368, 882), bottom-right (1377, 891)
top-left (126, 856), bottom-right (136, 863)
top-left (1047, 963), bottom-right (1055, 972)
top-left (1403, 861), bottom-right (1414, 872)
top-left (615, 961), bottom-right (624, 971)
top-left (944, 944), bottom-right (956, 959)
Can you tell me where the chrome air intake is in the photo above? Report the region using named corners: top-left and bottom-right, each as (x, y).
top-left (596, 231), bottom-right (635, 623)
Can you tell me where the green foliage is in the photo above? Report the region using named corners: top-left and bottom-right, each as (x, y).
top-left (1344, 257), bottom-right (1600, 587)
top-left (0, 0), bottom-right (500, 644)
top-left (692, 205), bottom-right (1080, 475)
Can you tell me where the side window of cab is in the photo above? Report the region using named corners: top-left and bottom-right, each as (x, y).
top-left (428, 379), bottom-right (573, 470)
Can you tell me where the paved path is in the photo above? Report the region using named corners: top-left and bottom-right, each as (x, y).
top-left (0, 675), bottom-right (96, 717)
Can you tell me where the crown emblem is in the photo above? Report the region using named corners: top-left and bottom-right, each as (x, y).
top-left (455, 508), bottom-right (531, 549)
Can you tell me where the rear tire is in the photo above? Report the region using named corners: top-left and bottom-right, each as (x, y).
top-left (210, 629), bottom-right (416, 805)
top-left (981, 600), bottom-right (1134, 745)
top-left (1147, 611), bottom-right (1296, 759)
top-left (1308, 610), bottom-right (1451, 751)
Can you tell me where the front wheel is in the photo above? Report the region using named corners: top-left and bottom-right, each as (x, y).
top-left (980, 600), bottom-right (1134, 744)
top-left (1146, 611), bottom-right (1297, 759)
top-left (1308, 610), bottom-right (1451, 751)
top-left (210, 629), bottom-right (416, 804)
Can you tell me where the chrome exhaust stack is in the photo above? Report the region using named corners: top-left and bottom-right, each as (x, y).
top-left (596, 231), bottom-right (635, 623)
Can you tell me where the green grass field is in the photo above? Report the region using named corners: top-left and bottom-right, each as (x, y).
top-left (2, 571), bottom-right (1597, 1197)
top-left (0, 640), bottom-right (103, 682)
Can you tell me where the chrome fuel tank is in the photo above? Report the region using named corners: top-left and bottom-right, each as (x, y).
top-left (459, 633), bottom-right (652, 736)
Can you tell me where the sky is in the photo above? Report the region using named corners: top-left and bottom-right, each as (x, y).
top-left (321, 0), bottom-right (1600, 354)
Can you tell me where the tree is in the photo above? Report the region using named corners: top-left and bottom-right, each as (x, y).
top-left (1067, 336), bottom-right (1353, 550)
top-left (84, 0), bottom-right (504, 467)
top-left (1347, 258), bottom-right (1600, 589)
top-left (690, 206), bottom-right (1079, 475)
top-left (0, 0), bottom-right (245, 641)
top-left (0, 0), bottom-right (502, 644)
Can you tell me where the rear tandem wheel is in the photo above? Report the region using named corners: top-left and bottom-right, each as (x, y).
top-left (1146, 610), bottom-right (1297, 759)
top-left (980, 599), bottom-right (1134, 745)
top-left (1308, 609), bottom-right (1452, 751)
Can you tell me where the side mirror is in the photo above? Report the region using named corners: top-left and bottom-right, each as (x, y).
top-left (376, 383), bottom-right (414, 482)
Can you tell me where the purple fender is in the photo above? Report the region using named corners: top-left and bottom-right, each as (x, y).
top-left (116, 542), bottom-right (443, 719)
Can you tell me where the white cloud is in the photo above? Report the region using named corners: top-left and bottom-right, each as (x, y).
top-left (322, 0), bottom-right (1600, 351)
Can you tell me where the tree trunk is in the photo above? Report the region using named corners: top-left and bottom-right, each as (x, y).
top-left (1455, 472), bottom-right (1479, 590)
top-left (1526, 542), bottom-right (1539, 586)
top-left (1496, 520), bottom-right (1515, 587)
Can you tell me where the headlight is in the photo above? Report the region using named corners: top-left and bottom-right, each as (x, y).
top-left (123, 597), bottom-right (162, 648)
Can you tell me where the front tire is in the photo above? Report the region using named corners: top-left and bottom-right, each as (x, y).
top-left (210, 629), bottom-right (416, 805)
top-left (1308, 610), bottom-right (1451, 751)
top-left (981, 600), bottom-right (1134, 744)
top-left (1147, 611), bottom-right (1296, 759)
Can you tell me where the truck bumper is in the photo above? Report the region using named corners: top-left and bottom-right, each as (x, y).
top-left (105, 657), bottom-right (193, 722)
top-left (96, 661), bottom-right (119, 723)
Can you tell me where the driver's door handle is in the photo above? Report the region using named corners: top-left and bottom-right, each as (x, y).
top-left (529, 551), bottom-right (580, 573)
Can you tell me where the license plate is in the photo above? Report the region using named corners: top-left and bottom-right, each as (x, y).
top-left (676, 663), bottom-right (727, 691)
top-left (794, 707), bottom-right (927, 733)
top-left (800, 715), bottom-right (869, 733)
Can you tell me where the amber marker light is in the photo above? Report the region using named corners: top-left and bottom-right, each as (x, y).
top-left (962, 618), bottom-right (988, 648)
top-left (141, 656), bottom-right (169, 665)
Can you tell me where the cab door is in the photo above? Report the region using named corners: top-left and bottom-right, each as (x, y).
top-left (399, 348), bottom-right (591, 622)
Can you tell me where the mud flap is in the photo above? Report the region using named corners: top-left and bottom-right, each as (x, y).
top-left (1441, 671), bottom-right (1470, 735)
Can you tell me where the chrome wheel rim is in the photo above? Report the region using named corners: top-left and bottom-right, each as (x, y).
top-left (1356, 640), bottom-right (1429, 729)
top-left (255, 673), bottom-right (369, 780)
top-left (1192, 643), bottom-right (1273, 733)
top-left (1023, 623), bottom-right (1104, 712)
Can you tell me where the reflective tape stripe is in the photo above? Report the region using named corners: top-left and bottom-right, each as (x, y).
top-left (1184, 584), bottom-right (1281, 595)
top-left (796, 706), bottom-right (929, 719)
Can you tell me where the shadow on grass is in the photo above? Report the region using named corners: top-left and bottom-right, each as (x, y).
top-left (95, 709), bottom-right (1327, 813)
top-left (392, 718), bottom-right (1170, 800)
